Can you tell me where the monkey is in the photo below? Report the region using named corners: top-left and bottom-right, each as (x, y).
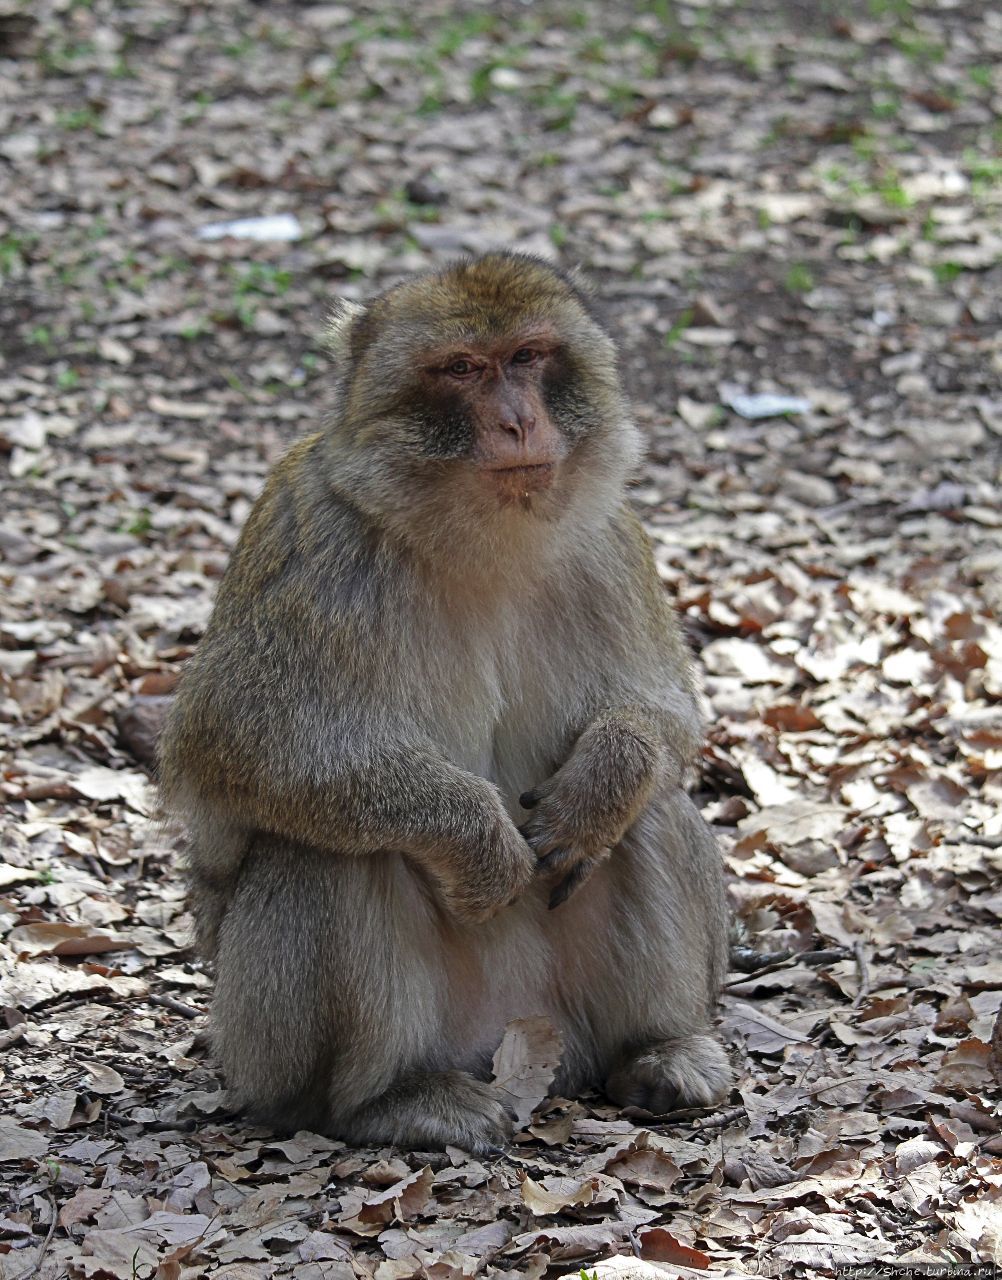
top-left (158, 251), bottom-right (732, 1152)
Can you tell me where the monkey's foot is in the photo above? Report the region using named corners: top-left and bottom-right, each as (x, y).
top-left (605, 1034), bottom-right (731, 1113)
top-left (341, 1071), bottom-right (512, 1154)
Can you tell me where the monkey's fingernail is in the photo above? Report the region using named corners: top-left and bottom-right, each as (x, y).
top-left (519, 790), bottom-right (539, 809)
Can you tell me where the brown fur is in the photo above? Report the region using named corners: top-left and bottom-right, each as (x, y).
top-left (159, 253), bottom-right (731, 1151)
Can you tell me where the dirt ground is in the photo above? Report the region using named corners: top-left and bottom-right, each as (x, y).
top-left (1, 1), bottom-right (1001, 1276)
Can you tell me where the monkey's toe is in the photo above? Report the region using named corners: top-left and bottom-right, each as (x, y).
top-left (605, 1034), bottom-right (732, 1114)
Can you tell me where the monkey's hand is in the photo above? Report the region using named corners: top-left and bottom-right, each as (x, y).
top-left (435, 804), bottom-right (536, 925)
top-left (519, 711), bottom-right (663, 910)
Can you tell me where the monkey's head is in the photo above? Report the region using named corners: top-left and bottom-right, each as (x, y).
top-left (325, 253), bottom-right (639, 561)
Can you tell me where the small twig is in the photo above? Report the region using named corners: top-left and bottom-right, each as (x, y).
top-left (18, 1189), bottom-right (57, 1280)
top-left (149, 993), bottom-right (203, 1020)
top-left (83, 853), bottom-right (110, 883)
top-left (691, 1104), bottom-right (746, 1132)
top-left (10, 782), bottom-right (76, 802)
top-left (851, 941), bottom-right (871, 1009)
top-left (725, 947), bottom-right (850, 985)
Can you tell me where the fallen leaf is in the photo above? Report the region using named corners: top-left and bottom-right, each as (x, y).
top-left (9, 922), bottom-right (130, 958)
top-left (636, 1226), bottom-right (711, 1268)
top-left (520, 1174), bottom-right (596, 1216)
top-left (359, 1167), bottom-right (434, 1225)
top-left (491, 1016), bottom-right (563, 1129)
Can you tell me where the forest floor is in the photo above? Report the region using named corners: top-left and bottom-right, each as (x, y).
top-left (1, 1), bottom-right (1001, 1277)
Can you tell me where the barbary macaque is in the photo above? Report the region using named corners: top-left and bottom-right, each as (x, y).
top-left (159, 252), bottom-right (731, 1150)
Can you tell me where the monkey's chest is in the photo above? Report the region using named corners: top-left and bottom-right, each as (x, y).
top-left (416, 622), bottom-right (567, 805)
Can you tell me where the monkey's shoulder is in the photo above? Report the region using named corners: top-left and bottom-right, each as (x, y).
top-left (554, 504), bottom-right (685, 668)
top-left (215, 434), bottom-right (391, 623)
top-left (578, 504), bottom-right (663, 596)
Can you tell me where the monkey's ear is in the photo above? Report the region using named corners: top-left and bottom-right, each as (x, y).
top-left (325, 299), bottom-right (367, 361)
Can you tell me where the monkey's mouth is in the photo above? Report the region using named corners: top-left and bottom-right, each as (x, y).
top-left (485, 463), bottom-right (556, 500)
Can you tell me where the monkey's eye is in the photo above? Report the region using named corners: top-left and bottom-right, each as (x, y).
top-left (511, 348), bottom-right (539, 365)
top-left (446, 358), bottom-right (476, 377)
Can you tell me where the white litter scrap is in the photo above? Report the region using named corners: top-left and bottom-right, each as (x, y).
top-left (723, 389), bottom-right (812, 419)
top-left (196, 213), bottom-right (303, 242)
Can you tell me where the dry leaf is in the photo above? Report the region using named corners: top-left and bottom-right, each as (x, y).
top-left (8, 922), bottom-right (129, 959)
top-left (491, 1016), bottom-right (563, 1129)
top-left (637, 1226), bottom-right (711, 1268)
top-left (359, 1167), bottom-right (435, 1225)
top-left (520, 1174), bottom-right (596, 1216)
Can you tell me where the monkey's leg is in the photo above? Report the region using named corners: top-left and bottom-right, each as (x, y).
top-left (337, 1071), bottom-right (511, 1154)
top-left (212, 838), bottom-right (511, 1149)
top-left (211, 840), bottom-right (350, 1132)
top-left (564, 788), bottom-right (732, 1112)
top-left (605, 1034), bottom-right (732, 1112)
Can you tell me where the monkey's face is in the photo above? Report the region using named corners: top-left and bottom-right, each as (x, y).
top-left (411, 336), bottom-right (570, 505)
top-left (333, 253), bottom-right (636, 526)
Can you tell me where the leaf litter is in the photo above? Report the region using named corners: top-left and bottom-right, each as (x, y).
top-left (1, 0), bottom-right (1001, 1276)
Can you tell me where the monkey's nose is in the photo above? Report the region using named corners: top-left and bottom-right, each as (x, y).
top-left (499, 415), bottom-right (536, 443)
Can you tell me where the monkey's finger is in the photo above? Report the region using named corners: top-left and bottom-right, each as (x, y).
top-left (534, 847), bottom-right (573, 876)
top-left (548, 860), bottom-right (596, 910)
top-left (518, 825), bottom-right (560, 857)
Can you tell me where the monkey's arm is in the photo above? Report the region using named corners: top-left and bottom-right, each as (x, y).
top-left (520, 510), bottom-right (705, 906)
top-left (519, 701), bottom-right (694, 907)
top-left (166, 730), bottom-right (536, 925)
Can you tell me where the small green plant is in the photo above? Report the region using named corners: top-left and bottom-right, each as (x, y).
top-left (0, 233), bottom-right (30, 277)
top-left (933, 261), bottom-right (963, 284)
top-left (56, 368), bottom-right (80, 390)
top-left (877, 174), bottom-right (912, 207)
top-left (56, 105), bottom-right (103, 132)
top-left (869, 0), bottom-right (912, 15)
top-left (664, 308), bottom-right (693, 347)
top-left (871, 93), bottom-right (901, 120)
top-left (785, 263), bottom-right (815, 294)
top-left (535, 86), bottom-right (578, 131)
top-left (894, 33), bottom-right (944, 63)
top-left (183, 89), bottom-right (213, 121)
top-left (223, 369), bottom-right (250, 396)
top-left (228, 262), bottom-right (292, 329)
top-left (434, 12), bottom-right (496, 58)
top-left (39, 37), bottom-right (96, 72)
top-left (965, 150), bottom-right (1002, 192)
top-left (418, 88), bottom-right (445, 115)
top-left (122, 509), bottom-right (152, 536)
top-left (179, 316), bottom-right (210, 340)
top-left (222, 35), bottom-right (255, 59)
top-left (470, 61), bottom-right (501, 102)
top-left (969, 65), bottom-right (992, 91)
